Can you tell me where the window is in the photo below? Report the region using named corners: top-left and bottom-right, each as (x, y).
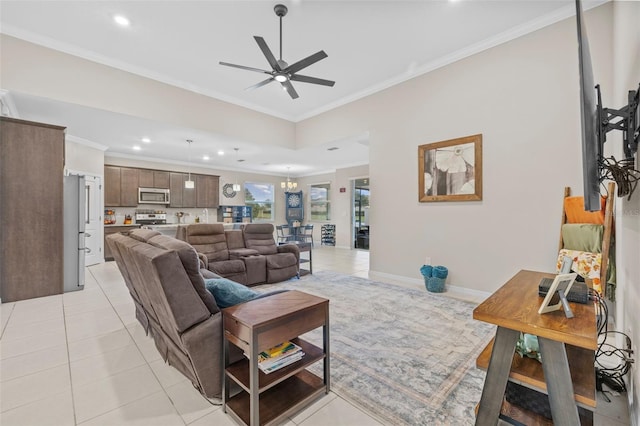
top-left (310, 183), bottom-right (330, 221)
top-left (244, 182), bottom-right (274, 221)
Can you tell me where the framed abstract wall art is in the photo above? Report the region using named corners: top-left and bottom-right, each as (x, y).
top-left (418, 134), bottom-right (483, 202)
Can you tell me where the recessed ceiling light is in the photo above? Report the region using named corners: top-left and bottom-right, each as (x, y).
top-left (113, 15), bottom-right (130, 27)
top-left (202, 155), bottom-right (210, 161)
top-left (217, 150), bottom-right (224, 156)
top-left (132, 145), bottom-right (141, 151)
top-left (141, 137), bottom-right (150, 143)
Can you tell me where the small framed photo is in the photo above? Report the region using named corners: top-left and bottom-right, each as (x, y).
top-left (538, 273), bottom-right (578, 314)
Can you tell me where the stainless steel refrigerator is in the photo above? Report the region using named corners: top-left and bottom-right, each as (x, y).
top-left (63, 174), bottom-right (86, 293)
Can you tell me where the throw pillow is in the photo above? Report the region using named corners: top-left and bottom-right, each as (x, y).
top-left (204, 278), bottom-right (259, 308)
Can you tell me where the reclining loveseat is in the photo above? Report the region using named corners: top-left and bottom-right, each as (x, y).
top-left (176, 223), bottom-right (300, 285)
top-left (106, 228), bottom-right (244, 401)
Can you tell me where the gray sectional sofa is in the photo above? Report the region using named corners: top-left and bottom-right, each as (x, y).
top-left (176, 223), bottom-right (300, 285)
top-left (106, 228), bottom-right (245, 402)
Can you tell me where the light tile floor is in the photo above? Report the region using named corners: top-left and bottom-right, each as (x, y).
top-left (0, 246), bottom-right (630, 425)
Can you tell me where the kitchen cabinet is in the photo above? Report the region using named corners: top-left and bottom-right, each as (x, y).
top-left (104, 166), bottom-right (121, 206)
top-left (1, 117), bottom-right (65, 302)
top-left (169, 172), bottom-right (184, 207)
top-left (139, 169), bottom-right (170, 189)
top-left (196, 175), bottom-right (219, 208)
top-left (106, 166), bottom-right (217, 208)
top-left (170, 172), bottom-right (196, 208)
top-left (120, 167), bottom-right (139, 206)
top-left (104, 166), bottom-right (139, 207)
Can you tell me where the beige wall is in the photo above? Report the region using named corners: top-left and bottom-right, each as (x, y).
top-left (65, 140), bottom-right (105, 176)
top-left (1, 35), bottom-right (296, 149)
top-left (612, 2), bottom-right (640, 423)
top-left (297, 4), bottom-right (616, 294)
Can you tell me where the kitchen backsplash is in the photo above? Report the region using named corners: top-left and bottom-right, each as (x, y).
top-left (105, 206), bottom-right (219, 225)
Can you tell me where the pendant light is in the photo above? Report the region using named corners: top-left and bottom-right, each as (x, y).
top-left (281, 166), bottom-right (297, 190)
top-left (232, 148), bottom-right (242, 191)
top-left (185, 139), bottom-right (195, 189)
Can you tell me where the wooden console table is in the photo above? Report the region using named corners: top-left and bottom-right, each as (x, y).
top-left (223, 290), bottom-right (330, 426)
top-left (473, 270), bottom-right (597, 426)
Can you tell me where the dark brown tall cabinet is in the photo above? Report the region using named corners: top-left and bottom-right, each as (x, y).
top-left (0, 117), bottom-right (66, 302)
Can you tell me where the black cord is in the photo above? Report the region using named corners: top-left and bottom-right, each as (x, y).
top-left (591, 291), bottom-right (634, 395)
top-left (599, 156), bottom-right (640, 200)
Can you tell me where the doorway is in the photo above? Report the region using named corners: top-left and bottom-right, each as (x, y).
top-left (353, 178), bottom-right (370, 250)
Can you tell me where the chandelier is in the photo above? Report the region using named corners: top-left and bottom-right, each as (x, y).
top-left (281, 167), bottom-right (297, 190)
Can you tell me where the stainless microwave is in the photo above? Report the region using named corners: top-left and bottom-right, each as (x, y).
top-left (138, 187), bottom-right (170, 204)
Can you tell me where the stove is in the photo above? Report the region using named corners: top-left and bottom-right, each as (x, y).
top-left (135, 209), bottom-right (167, 225)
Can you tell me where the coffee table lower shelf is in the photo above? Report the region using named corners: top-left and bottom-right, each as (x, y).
top-left (226, 369), bottom-right (325, 426)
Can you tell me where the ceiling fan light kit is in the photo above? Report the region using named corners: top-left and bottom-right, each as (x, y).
top-left (219, 4), bottom-right (334, 99)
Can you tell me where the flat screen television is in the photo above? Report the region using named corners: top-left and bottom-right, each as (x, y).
top-left (575, 0), bottom-right (602, 212)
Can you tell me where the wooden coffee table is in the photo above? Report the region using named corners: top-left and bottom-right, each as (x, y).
top-left (222, 290), bottom-right (330, 426)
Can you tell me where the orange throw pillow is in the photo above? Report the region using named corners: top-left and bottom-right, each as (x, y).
top-left (564, 196), bottom-right (606, 224)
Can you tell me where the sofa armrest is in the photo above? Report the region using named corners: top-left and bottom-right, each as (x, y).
top-left (197, 252), bottom-right (209, 269)
top-left (277, 243), bottom-right (300, 262)
top-left (229, 248), bottom-right (260, 259)
top-left (201, 269), bottom-right (222, 279)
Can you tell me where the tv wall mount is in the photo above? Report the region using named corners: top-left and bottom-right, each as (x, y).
top-left (596, 83), bottom-right (640, 200)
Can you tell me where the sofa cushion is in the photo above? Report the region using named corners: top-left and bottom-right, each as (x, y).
top-left (204, 278), bottom-right (260, 308)
top-left (146, 234), bottom-right (220, 315)
top-left (183, 224), bottom-right (230, 262)
top-left (243, 223), bottom-right (278, 255)
top-left (266, 253), bottom-right (298, 269)
top-left (129, 228), bottom-right (162, 242)
top-left (204, 278), bottom-right (289, 308)
top-left (225, 230), bottom-right (245, 250)
top-left (209, 259), bottom-right (246, 276)
top-left (131, 244), bottom-right (210, 336)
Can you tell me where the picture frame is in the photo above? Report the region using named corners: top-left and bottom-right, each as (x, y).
top-left (538, 273), bottom-right (577, 315)
top-left (418, 134), bottom-right (482, 202)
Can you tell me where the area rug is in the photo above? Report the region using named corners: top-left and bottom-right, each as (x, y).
top-left (257, 271), bottom-right (496, 425)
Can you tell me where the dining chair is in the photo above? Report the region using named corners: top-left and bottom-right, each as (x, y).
top-left (300, 224), bottom-right (314, 246)
top-left (276, 224), bottom-right (293, 244)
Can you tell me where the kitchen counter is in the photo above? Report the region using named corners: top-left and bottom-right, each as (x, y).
top-left (104, 224), bottom-right (141, 261)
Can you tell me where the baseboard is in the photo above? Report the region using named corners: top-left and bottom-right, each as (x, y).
top-left (368, 270), bottom-right (492, 300)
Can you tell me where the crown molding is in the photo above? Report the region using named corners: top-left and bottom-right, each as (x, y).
top-left (0, 90), bottom-right (20, 118)
top-left (294, 0), bottom-right (609, 122)
top-left (65, 134), bottom-right (109, 151)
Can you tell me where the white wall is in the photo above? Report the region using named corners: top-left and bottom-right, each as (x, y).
top-left (612, 2), bottom-right (640, 424)
top-left (297, 4), bottom-right (616, 293)
top-left (1, 35), bottom-right (296, 150)
top-left (65, 140), bottom-right (105, 176)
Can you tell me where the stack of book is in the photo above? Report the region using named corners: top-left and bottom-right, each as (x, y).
top-left (257, 341), bottom-right (304, 374)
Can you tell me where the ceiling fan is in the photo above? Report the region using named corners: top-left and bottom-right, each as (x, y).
top-left (219, 4), bottom-right (335, 99)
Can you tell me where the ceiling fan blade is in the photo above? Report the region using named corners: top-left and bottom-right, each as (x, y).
top-left (254, 36), bottom-right (281, 71)
top-left (285, 51), bottom-right (328, 75)
top-left (245, 78), bottom-right (275, 91)
top-left (281, 80), bottom-right (299, 99)
top-left (219, 61), bottom-right (271, 75)
top-left (290, 74), bottom-right (335, 87)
